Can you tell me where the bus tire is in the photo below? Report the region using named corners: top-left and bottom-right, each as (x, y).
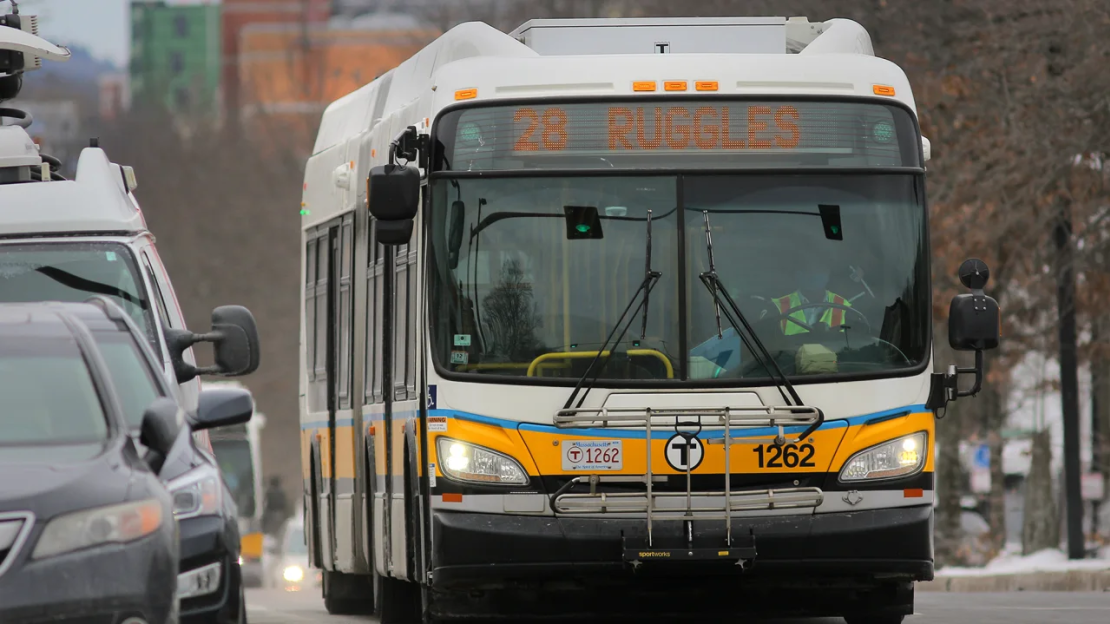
top-left (844, 616), bottom-right (905, 624)
top-left (378, 576), bottom-right (421, 623)
top-left (323, 570), bottom-right (374, 615)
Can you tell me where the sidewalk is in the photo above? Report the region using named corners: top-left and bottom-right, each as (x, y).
top-left (920, 547), bottom-right (1110, 592)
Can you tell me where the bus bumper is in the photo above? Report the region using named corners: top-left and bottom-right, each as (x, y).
top-left (428, 505), bottom-right (931, 618)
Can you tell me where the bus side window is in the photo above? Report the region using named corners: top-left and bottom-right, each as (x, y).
top-left (365, 218), bottom-right (382, 405)
top-left (305, 237), bottom-right (317, 382)
top-left (393, 242), bottom-right (410, 400)
top-left (338, 215), bottom-right (354, 409)
top-left (305, 230), bottom-right (330, 412)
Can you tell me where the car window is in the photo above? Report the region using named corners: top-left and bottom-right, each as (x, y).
top-left (89, 332), bottom-right (165, 429)
top-left (0, 242), bottom-right (158, 349)
top-left (0, 338), bottom-right (109, 444)
top-left (141, 252), bottom-right (173, 333)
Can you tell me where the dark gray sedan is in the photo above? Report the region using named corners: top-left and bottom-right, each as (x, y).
top-left (0, 304), bottom-right (179, 624)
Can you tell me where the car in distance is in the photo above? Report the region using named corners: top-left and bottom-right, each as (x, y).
top-left (49, 297), bottom-right (259, 623)
top-left (0, 304), bottom-right (179, 624)
top-left (268, 514), bottom-right (319, 592)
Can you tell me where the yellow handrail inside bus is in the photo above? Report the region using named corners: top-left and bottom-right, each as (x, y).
top-left (526, 349), bottom-right (674, 378)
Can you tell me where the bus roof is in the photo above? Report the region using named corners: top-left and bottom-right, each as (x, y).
top-left (310, 17), bottom-right (914, 157)
top-left (303, 17), bottom-right (921, 229)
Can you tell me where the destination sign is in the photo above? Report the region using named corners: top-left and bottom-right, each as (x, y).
top-left (437, 100), bottom-right (918, 171)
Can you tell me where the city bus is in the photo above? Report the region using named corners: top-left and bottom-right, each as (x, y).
top-left (299, 16), bottom-right (1000, 623)
top-left (205, 380), bottom-right (267, 585)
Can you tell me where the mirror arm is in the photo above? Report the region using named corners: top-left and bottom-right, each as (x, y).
top-left (927, 349), bottom-right (985, 412)
top-left (388, 125), bottom-right (429, 169)
top-left (955, 349), bottom-right (984, 398)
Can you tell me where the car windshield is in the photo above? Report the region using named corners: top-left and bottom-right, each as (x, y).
top-left (0, 242), bottom-right (157, 349)
top-left (0, 337), bottom-right (109, 445)
top-left (427, 174), bottom-right (928, 383)
top-left (284, 525), bottom-right (307, 555)
top-left (211, 437), bottom-right (256, 517)
top-left (90, 332), bottom-right (164, 428)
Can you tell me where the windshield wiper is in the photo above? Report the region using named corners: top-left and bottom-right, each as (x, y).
top-left (696, 211), bottom-right (823, 441)
top-left (34, 266), bottom-right (146, 308)
top-left (563, 210), bottom-right (661, 411)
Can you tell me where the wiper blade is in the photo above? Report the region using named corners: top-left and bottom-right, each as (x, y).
top-left (563, 212), bottom-right (661, 411)
top-left (34, 266), bottom-right (146, 308)
top-left (696, 211), bottom-right (823, 440)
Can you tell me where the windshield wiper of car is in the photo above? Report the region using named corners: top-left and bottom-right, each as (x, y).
top-left (34, 266), bottom-right (146, 308)
top-left (563, 209), bottom-right (661, 411)
top-left (696, 210), bottom-right (823, 442)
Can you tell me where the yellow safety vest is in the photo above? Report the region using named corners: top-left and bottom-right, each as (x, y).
top-left (771, 291), bottom-right (851, 335)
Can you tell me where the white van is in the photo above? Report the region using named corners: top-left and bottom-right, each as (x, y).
top-left (0, 24), bottom-right (260, 440)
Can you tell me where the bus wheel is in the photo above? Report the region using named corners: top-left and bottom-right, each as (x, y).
top-left (323, 570), bottom-right (374, 615)
top-left (844, 616), bottom-right (905, 624)
top-left (378, 576), bottom-right (422, 623)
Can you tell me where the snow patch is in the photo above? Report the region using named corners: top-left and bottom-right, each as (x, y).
top-left (938, 548), bottom-right (1110, 577)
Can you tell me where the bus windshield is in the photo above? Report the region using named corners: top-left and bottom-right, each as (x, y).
top-left (427, 100), bottom-right (928, 384)
top-left (211, 437), bottom-right (257, 517)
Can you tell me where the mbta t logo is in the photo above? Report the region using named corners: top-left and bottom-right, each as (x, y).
top-left (655, 42), bottom-right (671, 54)
top-left (664, 432), bottom-right (704, 471)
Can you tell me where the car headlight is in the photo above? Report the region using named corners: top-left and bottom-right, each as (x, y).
top-left (284, 565), bottom-right (305, 582)
top-left (167, 465), bottom-right (222, 520)
top-left (436, 437), bottom-right (528, 486)
top-left (839, 432), bottom-right (927, 483)
top-left (32, 499), bottom-right (164, 560)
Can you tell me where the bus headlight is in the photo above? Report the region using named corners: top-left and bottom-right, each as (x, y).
top-left (436, 438), bottom-right (529, 486)
top-left (167, 465), bottom-right (223, 520)
top-left (838, 432), bottom-right (927, 483)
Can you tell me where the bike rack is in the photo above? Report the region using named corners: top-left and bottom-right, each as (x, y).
top-left (551, 405), bottom-right (825, 562)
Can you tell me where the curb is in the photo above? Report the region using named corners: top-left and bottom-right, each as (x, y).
top-left (919, 570), bottom-right (1110, 592)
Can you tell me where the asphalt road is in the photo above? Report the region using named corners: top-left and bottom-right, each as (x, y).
top-left (247, 588), bottom-right (1110, 623)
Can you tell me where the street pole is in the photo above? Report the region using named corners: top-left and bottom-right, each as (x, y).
top-left (1054, 198), bottom-right (1085, 560)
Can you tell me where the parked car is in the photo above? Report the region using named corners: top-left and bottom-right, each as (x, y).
top-left (0, 304), bottom-right (179, 623)
top-left (45, 298), bottom-right (258, 623)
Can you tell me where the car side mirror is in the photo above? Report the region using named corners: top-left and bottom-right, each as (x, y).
top-left (165, 305), bottom-right (261, 383)
top-left (140, 397), bottom-right (180, 473)
top-left (926, 258), bottom-right (1001, 411)
top-left (369, 162), bottom-right (421, 246)
top-left (192, 386), bottom-right (254, 431)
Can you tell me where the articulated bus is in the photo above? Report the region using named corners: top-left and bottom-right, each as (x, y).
top-left (299, 16), bottom-right (1000, 623)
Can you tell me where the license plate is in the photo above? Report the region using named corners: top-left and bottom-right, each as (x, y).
top-left (561, 439), bottom-right (623, 471)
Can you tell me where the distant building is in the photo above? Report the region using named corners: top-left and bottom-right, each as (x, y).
top-left (221, 0), bottom-right (332, 122)
top-left (130, 0), bottom-right (222, 117)
top-left (98, 72), bottom-right (132, 121)
top-left (236, 12), bottom-right (438, 141)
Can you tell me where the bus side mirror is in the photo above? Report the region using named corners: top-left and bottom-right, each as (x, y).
top-left (192, 387), bottom-right (254, 431)
top-left (926, 259), bottom-right (1001, 411)
top-left (369, 163), bottom-right (420, 246)
top-left (165, 306), bottom-right (261, 383)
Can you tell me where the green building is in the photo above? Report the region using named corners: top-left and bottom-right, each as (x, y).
top-left (130, 1), bottom-right (221, 116)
